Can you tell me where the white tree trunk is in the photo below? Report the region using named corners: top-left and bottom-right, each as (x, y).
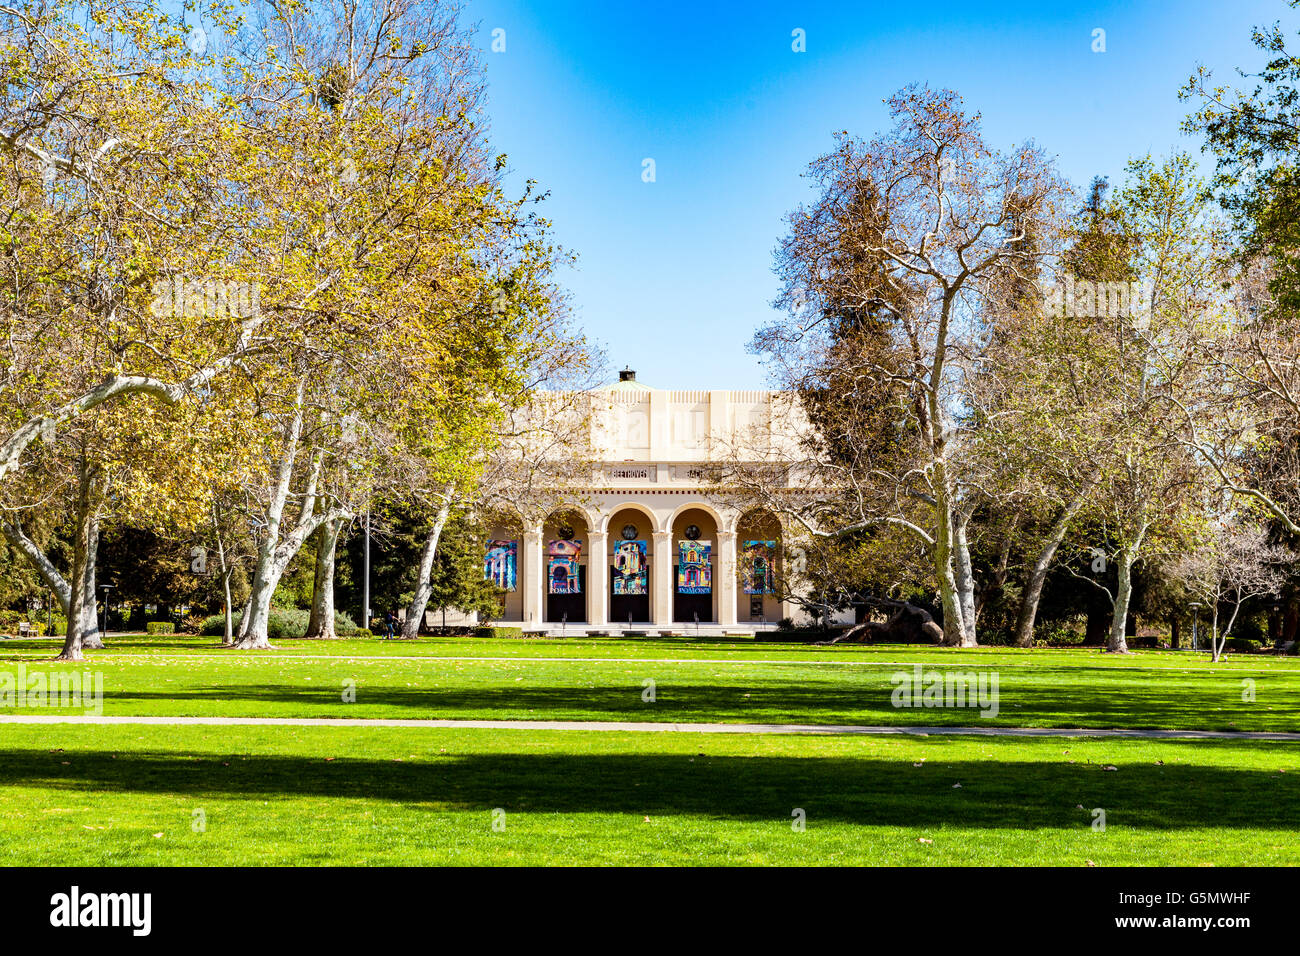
top-left (231, 381), bottom-right (306, 651)
top-left (233, 507), bottom-right (349, 649)
top-left (1107, 550), bottom-right (1132, 653)
top-left (79, 524), bottom-right (103, 649)
top-left (234, 543), bottom-right (284, 649)
top-left (1013, 484), bottom-right (1091, 647)
top-left (932, 469), bottom-right (967, 646)
top-left (400, 494), bottom-right (454, 640)
top-left (56, 462), bottom-right (103, 661)
top-left (953, 511), bottom-right (978, 647)
top-left (1, 520), bottom-right (72, 613)
top-left (305, 518), bottom-right (343, 639)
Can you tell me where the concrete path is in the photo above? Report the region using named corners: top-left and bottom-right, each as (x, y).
top-left (0, 714), bottom-right (1297, 740)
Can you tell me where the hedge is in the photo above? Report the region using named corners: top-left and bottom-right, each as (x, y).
top-left (474, 626), bottom-right (523, 639)
top-left (145, 621), bottom-right (176, 635)
top-left (200, 608), bottom-right (359, 640)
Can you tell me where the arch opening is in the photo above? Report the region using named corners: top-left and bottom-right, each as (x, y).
top-left (606, 506), bottom-right (654, 625)
top-left (543, 509), bottom-right (590, 624)
top-left (672, 507), bottom-right (719, 624)
top-left (736, 509), bottom-right (783, 625)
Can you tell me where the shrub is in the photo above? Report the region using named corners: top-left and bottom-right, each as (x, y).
top-left (145, 621), bottom-right (176, 635)
top-left (200, 608), bottom-right (358, 639)
top-left (474, 626), bottom-right (523, 639)
top-left (330, 610), bottom-right (360, 635)
top-left (200, 613), bottom-right (234, 636)
top-left (355, 628), bottom-right (373, 638)
top-left (0, 614), bottom-right (49, 636)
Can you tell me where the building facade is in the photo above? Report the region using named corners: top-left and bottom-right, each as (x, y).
top-left (481, 369), bottom-right (812, 635)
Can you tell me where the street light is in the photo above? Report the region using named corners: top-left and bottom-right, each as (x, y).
top-left (99, 584), bottom-right (115, 637)
top-left (363, 507), bottom-right (371, 628)
top-left (1189, 601), bottom-right (1202, 651)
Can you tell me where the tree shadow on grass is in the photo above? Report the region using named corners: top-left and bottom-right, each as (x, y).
top-left (84, 678), bottom-right (1300, 731)
top-left (1, 745), bottom-right (1296, 829)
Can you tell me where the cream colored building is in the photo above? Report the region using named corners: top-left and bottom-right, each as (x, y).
top-left (481, 369), bottom-right (815, 635)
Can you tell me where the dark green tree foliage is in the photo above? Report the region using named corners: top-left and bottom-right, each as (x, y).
top-left (1184, 3), bottom-right (1300, 309)
top-left (424, 511), bottom-right (502, 627)
top-left (338, 506), bottom-right (499, 630)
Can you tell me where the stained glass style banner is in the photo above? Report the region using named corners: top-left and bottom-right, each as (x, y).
top-left (677, 540), bottom-right (712, 594)
top-left (742, 539), bottom-right (777, 594)
top-left (612, 539), bottom-right (647, 595)
top-left (548, 556), bottom-right (581, 594)
top-left (484, 540), bottom-right (517, 591)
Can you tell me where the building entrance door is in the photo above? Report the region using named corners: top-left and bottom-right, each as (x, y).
top-left (546, 566), bottom-right (586, 623)
top-left (673, 567), bottom-right (712, 623)
top-left (610, 572), bottom-right (650, 624)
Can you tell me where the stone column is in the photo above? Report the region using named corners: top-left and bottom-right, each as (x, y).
top-left (521, 526), bottom-right (544, 629)
top-left (716, 530), bottom-right (738, 627)
top-left (652, 531), bottom-right (673, 626)
top-left (587, 531), bottom-right (608, 626)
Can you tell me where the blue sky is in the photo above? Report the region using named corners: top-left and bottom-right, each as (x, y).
top-left (467, 0), bottom-right (1290, 389)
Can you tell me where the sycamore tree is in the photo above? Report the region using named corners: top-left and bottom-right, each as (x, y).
top-left (215, 0), bottom-right (588, 648)
top-left (1178, 11), bottom-right (1300, 541)
top-left (1169, 518), bottom-right (1292, 662)
top-left (2, 379), bottom-right (261, 657)
top-left (392, 275), bottom-right (595, 641)
top-left (971, 177), bottom-right (1133, 646)
top-left (0, 2), bottom-right (273, 498)
top-left (1053, 155), bottom-right (1231, 652)
top-left (741, 86), bottom-right (1070, 646)
top-left (0, 1), bottom-right (327, 658)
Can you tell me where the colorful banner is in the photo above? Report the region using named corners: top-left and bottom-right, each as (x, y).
top-left (612, 539), bottom-right (647, 595)
top-left (742, 540), bottom-right (776, 594)
top-left (677, 540), bottom-right (712, 594)
top-left (548, 557), bottom-right (581, 594)
top-left (547, 539), bottom-right (582, 594)
top-left (484, 540), bottom-right (517, 591)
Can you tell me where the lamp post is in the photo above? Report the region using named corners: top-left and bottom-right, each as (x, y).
top-left (1189, 601), bottom-right (1201, 651)
top-left (99, 584), bottom-right (115, 637)
top-left (363, 507), bottom-right (371, 628)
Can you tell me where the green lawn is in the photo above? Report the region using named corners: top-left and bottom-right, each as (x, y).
top-left (2, 634), bottom-right (1297, 865)
top-left (0, 634), bottom-right (1296, 731)
top-left (0, 724), bottom-right (1295, 865)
